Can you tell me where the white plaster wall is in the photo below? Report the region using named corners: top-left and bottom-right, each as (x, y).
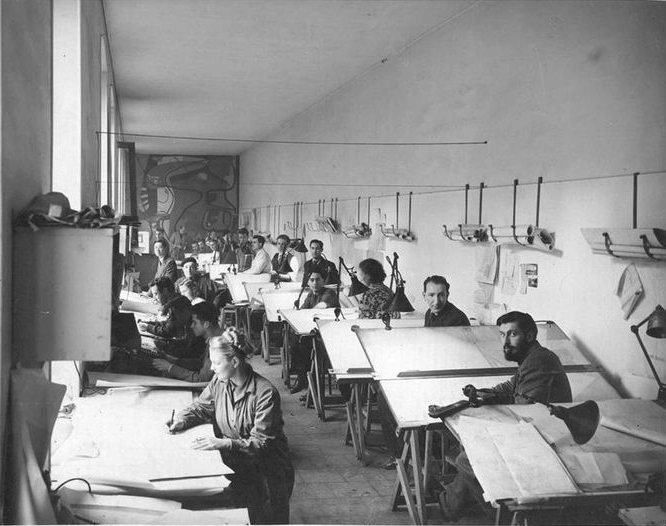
top-left (240, 1), bottom-right (666, 398)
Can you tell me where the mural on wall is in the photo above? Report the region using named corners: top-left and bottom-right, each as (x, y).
top-left (135, 154), bottom-right (239, 252)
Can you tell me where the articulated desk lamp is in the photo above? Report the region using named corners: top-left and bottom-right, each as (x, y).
top-left (631, 305), bottom-right (666, 402)
top-left (294, 271), bottom-right (312, 310)
top-left (381, 252), bottom-right (414, 330)
top-left (429, 384), bottom-right (601, 445)
top-left (333, 257), bottom-right (368, 321)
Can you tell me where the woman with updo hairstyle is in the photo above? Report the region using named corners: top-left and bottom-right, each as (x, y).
top-left (169, 328), bottom-right (294, 524)
top-left (357, 258), bottom-right (399, 320)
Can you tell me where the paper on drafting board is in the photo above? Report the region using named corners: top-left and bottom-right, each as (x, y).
top-left (601, 416), bottom-right (666, 447)
top-left (317, 317), bottom-right (424, 373)
top-left (262, 290), bottom-right (302, 322)
top-left (379, 375), bottom-right (512, 430)
top-left (487, 421), bottom-right (579, 498)
top-left (148, 508), bottom-right (250, 525)
top-left (455, 416), bottom-right (521, 502)
top-left (616, 263), bottom-right (643, 319)
top-left (557, 452), bottom-right (628, 488)
top-left (475, 244), bottom-right (498, 284)
top-left (280, 307), bottom-right (358, 335)
top-left (88, 372), bottom-right (209, 388)
top-left (357, 326), bottom-right (498, 378)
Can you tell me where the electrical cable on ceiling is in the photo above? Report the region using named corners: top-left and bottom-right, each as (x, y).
top-left (96, 130), bottom-right (487, 147)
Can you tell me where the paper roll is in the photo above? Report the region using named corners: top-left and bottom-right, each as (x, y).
top-left (527, 227), bottom-right (555, 251)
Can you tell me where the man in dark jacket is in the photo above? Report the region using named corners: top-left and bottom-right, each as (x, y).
top-left (438, 311), bottom-right (572, 521)
top-left (423, 275), bottom-right (470, 327)
top-left (300, 239), bottom-right (339, 287)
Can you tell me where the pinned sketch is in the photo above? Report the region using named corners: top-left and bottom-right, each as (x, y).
top-left (616, 263), bottom-right (643, 319)
top-left (500, 250), bottom-right (519, 295)
top-left (519, 264), bottom-right (538, 294)
top-left (475, 244), bottom-right (498, 284)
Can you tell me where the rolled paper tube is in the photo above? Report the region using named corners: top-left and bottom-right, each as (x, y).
top-left (458, 224), bottom-right (486, 242)
top-left (528, 228), bottom-right (555, 251)
top-left (489, 224), bottom-right (534, 240)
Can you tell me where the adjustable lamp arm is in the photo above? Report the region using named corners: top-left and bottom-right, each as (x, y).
top-left (631, 309), bottom-right (666, 392)
top-left (294, 270), bottom-right (312, 310)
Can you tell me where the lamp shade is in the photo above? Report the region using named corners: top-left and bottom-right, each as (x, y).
top-left (348, 276), bottom-right (368, 297)
top-left (646, 305), bottom-right (666, 338)
top-left (390, 285), bottom-right (414, 312)
top-left (293, 238), bottom-right (308, 253)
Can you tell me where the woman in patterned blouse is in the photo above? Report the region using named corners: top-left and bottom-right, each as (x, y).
top-left (357, 258), bottom-right (398, 319)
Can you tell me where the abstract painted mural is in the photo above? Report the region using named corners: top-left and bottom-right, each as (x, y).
top-left (134, 154), bottom-right (239, 251)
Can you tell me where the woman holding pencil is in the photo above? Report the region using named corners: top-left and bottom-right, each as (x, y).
top-left (168, 332), bottom-right (294, 524)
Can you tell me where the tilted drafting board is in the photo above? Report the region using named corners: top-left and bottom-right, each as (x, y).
top-left (278, 307), bottom-right (359, 336)
top-left (317, 317), bottom-right (425, 375)
top-left (224, 273), bottom-right (271, 303)
top-left (262, 289), bottom-right (302, 322)
top-left (355, 322), bottom-right (595, 379)
top-left (119, 291), bottom-right (160, 315)
top-left (244, 281), bottom-right (301, 307)
top-left (379, 371), bottom-right (620, 431)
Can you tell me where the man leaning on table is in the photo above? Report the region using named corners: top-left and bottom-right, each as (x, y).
top-left (240, 234), bottom-right (272, 275)
top-left (437, 311), bottom-right (572, 521)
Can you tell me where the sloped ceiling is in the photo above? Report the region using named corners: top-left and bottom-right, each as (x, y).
top-left (104, 0), bottom-right (475, 155)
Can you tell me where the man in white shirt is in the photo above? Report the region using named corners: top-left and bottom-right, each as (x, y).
top-left (241, 234), bottom-right (272, 275)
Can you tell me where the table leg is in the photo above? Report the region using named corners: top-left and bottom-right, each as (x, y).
top-left (410, 430), bottom-right (427, 524)
top-left (345, 396), bottom-right (361, 459)
top-left (354, 383), bottom-right (365, 462)
top-left (281, 322), bottom-right (290, 387)
top-left (392, 434), bottom-right (421, 525)
top-left (423, 430), bottom-right (433, 497)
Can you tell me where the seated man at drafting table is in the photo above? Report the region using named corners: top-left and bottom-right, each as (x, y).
top-left (423, 275), bottom-right (470, 327)
top-left (435, 311), bottom-right (572, 521)
top-left (289, 270), bottom-right (340, 394)
top-left (239, 234), bottom-right (272, 275)
top-left (270, 234), bottom-right (300, 282)
top-left (169, 331), bottom-right (294, 524)
top-left (151, 301), bottom-right (223, 382)
top-left (175, 256), bottom-right (222, 302)
top-left (301, 239), bottom-right (339, 287)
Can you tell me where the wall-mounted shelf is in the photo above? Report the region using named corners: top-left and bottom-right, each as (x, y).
top-left (582, 173), bottom-right (665, 261)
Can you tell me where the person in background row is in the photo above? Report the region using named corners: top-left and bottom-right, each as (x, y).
top-left (169, 224), bottom-right (190, 261)
top-left (241, 235), bottom-right (271, 275)
top-left (139, 277), bottom-right (192, 340)
top-left (271, 234), bottom-right (300, 282)
top-left (176, 257), bottom-right (221, 302)
top-left (152, 239), bottom-right (178, 286)
top-left (300, 239), bottom-right (339, 287)
top-left (437, 311), bottom-right (572, 521)
top-left (179, 278), bottom-right (206, 305)
top-left (423, 275), bottom-right (470, 327)
top-left (152, 301), bottom-right (222, 382)
top-left (289, 271), bottom-right (339, 394)
top-left (357, 258), bottom-right (397, 320)
top-left (197, 239), bottom-right (211, 254)
top-left (236, 227), bottom-right (254, 271)
top-left (218, 229), bottom-right (238, 264)
top-left (169, 332), bottom-right (294, 524)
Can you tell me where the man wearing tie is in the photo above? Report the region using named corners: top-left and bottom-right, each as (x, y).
top-left (271, 234), bottom-right (300, 282)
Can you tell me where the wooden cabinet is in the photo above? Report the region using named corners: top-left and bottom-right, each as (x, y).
top-left (13, 227), bottom-right (113, 362)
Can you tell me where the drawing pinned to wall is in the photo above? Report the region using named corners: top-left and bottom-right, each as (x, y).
top-left (135, 154), bottom-right (239, 252)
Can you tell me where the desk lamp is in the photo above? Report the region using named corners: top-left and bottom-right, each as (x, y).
top-left (271, 272), bottom-right (282, 289)
top-left (428, 385), bottom-right (600, 445)
top-left (291, 238), bottom-right (308, 253)
top-left (631, 305), bottom-right (666, 401)
top-left (381, 252), bottom-right (414, 330)
top-left (334, 257), bottom-right (368, 321)
top-left (294, 271), bottom-right (312, 309)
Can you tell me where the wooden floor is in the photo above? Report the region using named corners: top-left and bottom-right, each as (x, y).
top-left (250, 355), bottom-right (490, 525)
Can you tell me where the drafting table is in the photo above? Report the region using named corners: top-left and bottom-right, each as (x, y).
top-left (224, 272), bottom-right (271, 335)
top-left (119, 290), bottom-right (160, 315)
top-left (260, 288), bottom-right (303, 363)
top-left (316, 317), bottom-right (425, 461)
top-left (445, 398), bottom-right (666, 525)
top-left (207, 263), bottom-right (235, 281)
top-left (378, 372), bottom-right (623, 525)
top-left (51, 387), bottom-right (233, 502)
top-left (354, 323), bottom-right (598, 380)
top-left (354, 323), bottom-right (607, 525)
top-left (278, 307), bottom-right (358, 417)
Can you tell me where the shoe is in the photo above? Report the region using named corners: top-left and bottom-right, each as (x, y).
top-left (437, 490), bottom-right (461, 522)
top-left (289, 378), bottom-right (307, 394)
